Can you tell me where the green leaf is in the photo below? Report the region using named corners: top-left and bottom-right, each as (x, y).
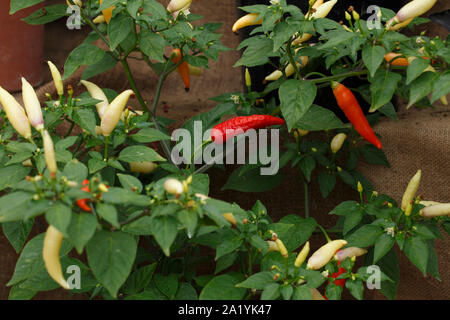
top-left (345, 225), bottom-right (383, 247)
top-left (294, 105), bottom-right (346, 131)
top-left (0, 164), bottom-right (30, 191)
top-left (154, 274), bottom-right (179, 299)
top-left (426, 240), bottom-right (440, 281)
top-left (117, 174), bottom-right (143, 193)
top-left (2, 220), bottom-right (34, 253)
top-left (175, 283), bottom-right (198, 300)
top-left (216, 234), bottom-right (243, 261)
top-left (96, 203), bottom-right (119, 228)
top-left (102, 187), bottom-right (150, 206)
top-left (151, 215), bottom-right (178, 256)
top-left (406, 57), bottom-right (430, 85)
top-left (118, 146), bottom-right (166, 163)
top-left (407, 72), bottom-right (439, 109)
top-left (199, 274), bottom-right (246, 300)
top-left (370, 69), bottom-right (401, 112)
top-left (318, 171), bottom-right (336, 198)
top-left (343, 209), bottom-right (363, 235)
top-left (63, 44), bottom-right (105, 79)
top-left (235, 36), bottom-right (278, 67)
top-left (22, 4), bottom-right (67, 25)
top-left (72, 108), bottom-right (97, 135)
top-left (236, 272), bottom-right (274, 290)
top-left (66, 213), bottom-right (98, 254)
top-left (132, 128), bottom-right (171, 143)
top-left (345, 279), bottom-right (364, 300)
top-left (279, 80), bottom-right (317, 131)
top-left (178, 209), bottom-right (198, 239)
top-left (86, 230), bottom-right (137, 298)
top-left (215, 252), bottom-right (238, 274)
top-left (10, 0), bottom-right (44, 14)
top-left (403, 236), bottom-right (428, 276)
top-left (222, 166), bottom-right (283, 193)
top-left (261, 283), bottom-right (280, 300)
top-left (126, 0), bottom-right (143, 18)
top-left (122, 262), bottom-right (156, 295)
top-left (82, 53), bottom-right (117, 80)
top-left (88, 158), bottom-right (107, 174)
top-left (362, 45), bottom-right (386, 77)
top-left (63, 160), bottom-right (88, 183)
top-left (325, 283), bottom-right (342, 300)
top-left (277, 215), bottom-right (317, 251)
top-left (45, 204), bottom-right (72, 235)
top-left (121, 216), bottom-right (152, 235)
top-left (108, 15), bottom-right (134, 51)
top-left (329, 201), bottom-right (359, 216)
top-left (280, 285), bottom-right (294, 300)
top-left (8, 285), bottom-right (36, 300)
top-left (139, 30), bottom-right (166, 62)
top-left (359, 144), bottom-right (390, 167)
top-left (292, 286), bottom-right (311, 300)
top-left (376, 248), bottom-right (399, 300)
top-left (373, 233), bottom-right (395, 263)
top-left (430, 72), bottom-right (450, 103)
top-left (299, 156), bottom-right (315, 182)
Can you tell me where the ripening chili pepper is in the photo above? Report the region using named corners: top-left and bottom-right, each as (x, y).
top-left (401, 169), bottom-right (421, 210)
top-left (388, 0), bottom-right (437, 27)
top-left (275, 239), bottom-right (289, 258)
top-left (421, 203), bottom-right (450, 218)
top-left (99, 0), bottom-right (115, 24)
top-left (130, 161), bottom-right (158, 174)
top-left (42, 130), bottom-right (58, 179)
top-left (267, 240), bottom-right (280, 252)
top-left (331, 82), bottom-right (383, 150)
top-left (384, 53), bottom-right (409, 66)
top-left (188, 64), bottom-right (203, 76)
top-left (232, 13), bottom-right (263, 33)
top-left (211, 115), bottom-right (285, 144)
top-left (0, 86), bottom-right (32, 139)
top-left (264, 56), bottom-right (309, 82)
top-left (223, 213), bottom-right (237, 227)
top-left (47, 61), bottom-right (64, 96)
top-left (171, 49), bottom-right (190, 92)
top-left (386, 17), bottom-right (413, 31)
top-left (100, 89), bottom-right (134, 136)
top-left (80, 80), bottom-right (109, 118)
top-left (310, 288), bottom-right (326, 300)
top-left (43, 225), bottom-right (70, 289)
top-left (76, 179), bottom-right (92, 212)
top-left (22, 77), bottom-right (44, 131)
top-left (307, 239), bottom-right (348, 270)
top-left (334, 247), bottom-right (367, 261)
top-left (330, 261), bottom-right (347, 288)
top-left (93, 14), bottom-right (106, 24)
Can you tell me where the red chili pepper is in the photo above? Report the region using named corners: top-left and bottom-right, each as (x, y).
top-left (171, 48), bottom-right (190, 92)
top-left (211, 115), bottom-right (285, 144)
top-left (324, 261), bottom-right (347, 300)
top-left (76, 179), bottom-right (92, 212)
top-left (331, 82), bottom-right (382, 150)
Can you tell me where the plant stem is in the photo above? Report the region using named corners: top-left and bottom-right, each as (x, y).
top-left (317, 224), bottom-right (332, 243)
top-left (302, 175), bottom-right (310, 218)
top-left (64, 119), bottom-right (75, 138)
top-left (286, 39), bottom-right (300, 79)
top-left (309, 70), bottom-right (368, 84)
top-left (104, 136), bottom-right (109, 160)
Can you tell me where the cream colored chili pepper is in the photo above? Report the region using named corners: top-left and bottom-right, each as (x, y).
top-left (0, 86), bottom-right (32, 139)
top-left (130, 161), bottom-right (158, 174)
top-left (295, 241), bottom-right (310, 267)
top-left (47, 61), bottom-right (64, 96)
top-left (401, 170), bottom-right (421, 210)
top-left (93, 15), bottom-right (106, 24)
top-left (80, 80), bottom-right (109, 118)
top-left (42, 130), bottom-right (57, 179)
top-left (264, 56), bottom-right (309, 82)
top-left (232, 13), bottom-right (263, 33)
top-left (100, 89), bottom-right (134, 136)
top-left (419, 200), bottom-right (442, 207)
top-left (421, 203), bottom-right (450, 218)
top-left (390, 0), bottom-right (437, 25)
top-left (310, 288), bottom-right (326, 300)
top-left (22, 77), bottom-right (44, 131)
top-left (167, 0), bottom-right (192, 13)
top-left (164, 178), bottom-right (184, 195)
top-left (307, 239), bottom-right (348, 270)
top-left (386, 17), bottom-right (413, 31)
top-left (275, 239), bottom-right (288, 258)
top-left (43, 225), bottom-right (70, 290)
top-left (267, 240), bottom-right (280, 252)
top-left (334, 247), bottom-right (367, 261)
top-left (330, 133), bottom-right (347, 153)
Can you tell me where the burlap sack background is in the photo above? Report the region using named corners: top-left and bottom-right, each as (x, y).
top-left (0, 0), bottom-right (448, 299)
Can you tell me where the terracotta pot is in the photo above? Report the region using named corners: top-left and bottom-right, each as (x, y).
top-left (0, 2), bottom-right (44, 92)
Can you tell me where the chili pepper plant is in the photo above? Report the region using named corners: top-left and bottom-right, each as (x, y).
top-left (0, 0), bottom-right (449, 301)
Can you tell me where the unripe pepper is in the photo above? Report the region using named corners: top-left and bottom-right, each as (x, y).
top-left (99, 0), bottom-right (115, 24)
top-left (386, 17), bottom-right (413, 31)
top-left (130, 161), bottom-right (158, 174)
top-left (334, 247), bottom-right (367, 261)
top-left (171, 49), bottom-right (190, 92)
top-left (80, 80), bottom-right (109, 118)
top-left (47, 61), bottom-right (64, 96)
top-left (245, 68), bottom-right (252, 88)
top-left (307, 239), bottom-right (348, 270)
top-left (43, 225), bottom-right (70, 290)
top-left (267, 240), bottom-right (280, 252)
top-left (421, 203), bottom-right (450, 218)
top-left (164, 178), bottom-right (184, 195)
top-left (223, 213), bottom-right (237, 227)
top-left (401, 169), bottom-right (421, 210)
top-left (211, 115), bottom-right (285, 144)
top-left (0, 86), bottom-right (32, 139)
top-left (264, 56), bottom-right (308, 82)
top-left (295, 241), bottom-right (310, 267)
top-left (232, 13), bottom-right (263, 33)
top-left (93, 15), bottom-right (106, 24)
top-left (388, 0), bottom-right (437, 26)
top-left (22, 77), bottom-right (44, 131)
top-left (330, 133), bottom-right (347, 153)
top-left (100, 89), bottom-right (134, 136)
top-left (275, 239), bottom-right (288, 258)
top-left (42, 130), bottom-right (57, 179)
top-left (331, 82), bottom-right (382, 149)
top-left (188, 64), bottom-right (203, 76)
top-left (167, 0), bottom-right (192, 13)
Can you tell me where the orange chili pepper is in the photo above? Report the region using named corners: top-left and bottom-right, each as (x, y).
top-left (99, 0), bottom-right (115, 24)
top-left (76, 179), bottom-right (92, 212)
top-left (171, 49), bottom-right (190, 92)
top-left (384, 52), bottom-right (409, 66)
